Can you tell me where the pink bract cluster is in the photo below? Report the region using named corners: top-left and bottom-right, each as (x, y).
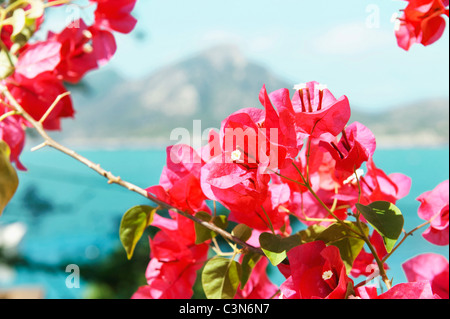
top-left (133, 83), bottom-right (449, 299)
top-left (395, 0), bottom-right (449, 50)
top-left (0, 0), bottom-right (138, 170)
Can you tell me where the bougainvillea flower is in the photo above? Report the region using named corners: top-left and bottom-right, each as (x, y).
top-left (274, 137), bottom-right (340, 193)
top-left (416, 180), bottom-right (449, 245)
top-left (358, 158), bottom-right (412, 206)
top-left (89, 27), bottom-right (117, 67)
top-left (202, 85), bottom-right (305, 230)
top-left (147, 144), bottom-right (210, 215)
top-left (395, 0), bottom-right (449, 50)
top-left (15, 41), bottom-right (62, 79)
top-left (235, 257), bottom-right (279, 299)
top-left (15, 19), bottom-right (116, 84)
top-left (355, 281), bottom-right (438, 299)
top-left (45, 19), bottom-right (116, 84)
top-left (320, 122), bottom-right (376, 182)
top-left (0, 109), bottom-right (26, 171)
top-left (259, 85), bottom-right (301, 159)
top-left (402, 253), bottom-right (449, 299)
top-left (200, 150), bottom-right (271, 230)
top-left (227, 182), bottom-right (291, 231)
top-left (270, 140), bottom-right (360, 226)
top-left (132, 214), bottom-right (209, 299)
top-left (351, 231), bottom-right (389, 278)
top-left (279, 241), bottom-right (354, 299)
top-left (6, 72), bottom-right (74, 131)
top-left (289, 81), bottom-right (351, 138)
top-left (220, 85), bottom-right (299, 173)
top-left (91, 0), bottom-right (138, 34)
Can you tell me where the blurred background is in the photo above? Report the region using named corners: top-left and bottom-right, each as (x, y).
top-left (1, 0), bottom-right (448, 299)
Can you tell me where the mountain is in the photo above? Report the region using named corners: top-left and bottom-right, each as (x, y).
top-left (40, 45), bottom-right (448, 149)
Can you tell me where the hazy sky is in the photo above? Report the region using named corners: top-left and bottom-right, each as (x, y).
top-left (53, 0), bottom-right (450, 112)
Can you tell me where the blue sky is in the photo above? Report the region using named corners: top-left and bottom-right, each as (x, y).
top-left (54, 0), bottom-right (450, 112)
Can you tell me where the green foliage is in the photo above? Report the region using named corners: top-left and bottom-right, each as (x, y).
top-left (259, 232), bottom-right (302, 266)
top-left (240, 252), bottom-right (261, 289)
top-left (119, 205), bottom-right (157, 259)
top-left (316, 222), bottom-right (369, 273)
top-left (0, 141), bottom-right (19, 216)
top-left (297, 224), bottom-right (327, 243)
top-left (10, 8), bottom-right (26, 37)
top-left (194, 211), bottom-right (228, 244)
top-left (231, 224), bottom-right (253, 243)
top-left (0, 49), bottom-right (17, 81)
top-left (356, 201), bottom-right (404, 253)
top-left (202, 257), bottom-right (241, 299)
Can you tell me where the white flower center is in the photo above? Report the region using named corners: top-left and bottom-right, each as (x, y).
top-left (322, 270), bottom-right (333, 281)
top-left (390, 12), bottom-right (399, 23)
top-left (394, 19), bottom-right (402, 32)
top-left (82, 30), bottom-right (93, 39)
top-left (343, 168), bottom-right (364, 185)
top-left (317, 84), bottom-right (328, 91)
top-left (293, 83), bottom-right (307, 90)
top-left (231, 149), bottom-right (242, 161)
top-left (83, 43), bottom-right (94, 54)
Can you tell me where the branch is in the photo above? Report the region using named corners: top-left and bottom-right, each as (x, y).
top-left (0, 86), bottom-right (265, 258)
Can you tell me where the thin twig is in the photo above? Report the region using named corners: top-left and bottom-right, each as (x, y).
top-left (39, 91), bottom-right (71, 124)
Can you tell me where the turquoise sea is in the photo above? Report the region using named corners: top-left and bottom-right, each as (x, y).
top-left (0, 147), bottom-right (449, 299)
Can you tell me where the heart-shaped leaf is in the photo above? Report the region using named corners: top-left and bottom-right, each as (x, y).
top-left (119, 205), bottom-right (157, 259)
top-left (240, 252), bottom-right (261, 289)
top-left (259, 232), bottom-right (302, 266)
top-left (11, 8), bottom-right (26, 37)
top-left (0, 141), bottom-right (19, 216)
top-left (231, 224), bottom-right (253, 243)
top-left (202, 257), bottom-right (241, 299)
top-left (316, 222), bottom-right (369, 272)
top-left (356, 201), bottom-right (404, 253)
top-left (194, 212), bottom-right (228, 244)
top-left (297, 224), bottom-right (327, 243)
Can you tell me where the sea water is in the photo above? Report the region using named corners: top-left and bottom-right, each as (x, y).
top-left (0, 147), bottom-right (448, 298)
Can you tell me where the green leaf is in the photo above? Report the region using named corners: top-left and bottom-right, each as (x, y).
top-left (316, 222), bottom-right (369, 273)
top-left (11, 8), bottom-right (26, 37)
top-left (0, 50), bottom-right (17, 80)
top-left (213, 215), bottom-right (228, 232)
top-left (0, 141), bottom-right (19, 216)
top-left (231, 224), bottom-right (253, 243)
top-left (260, 248), bottom-right (286, 267)
top-left (194, 212), bottom-right (228, 244)
top-left (356, 201), bottom-right (404, 253)
top-left (240, 252), bottom-right (261, 289)
top-left (259, 232), bottom-right (302, 266)
top-left (202, 257), bottom-right (242, 299)
top-left (194, 211), bottom-right (213, 244)
top-left (119, 205), bottom-right (157, 259)
top-left (297, 224), bottom-right (327, 243)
